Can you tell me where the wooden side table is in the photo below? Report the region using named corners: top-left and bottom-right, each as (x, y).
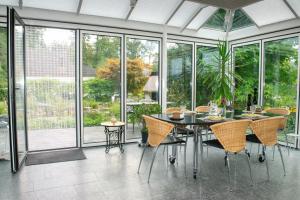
top-left (101, 122), bottom-right (125, 153)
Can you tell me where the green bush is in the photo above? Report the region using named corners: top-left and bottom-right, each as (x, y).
top-left (84, 112), bottom-right (104, 126)
top-left (0, 101), bottom-right (7, 115)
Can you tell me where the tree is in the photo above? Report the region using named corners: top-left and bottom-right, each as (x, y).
top-left (96, 58), bottom-right (151, 96)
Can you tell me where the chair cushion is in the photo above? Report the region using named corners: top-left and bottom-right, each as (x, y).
top-left (246, 134), bottom-right (261, 143)
top-left (161, 135), bottom-right (186, 145)
top-left (202, 139), bottom-right (224, 150)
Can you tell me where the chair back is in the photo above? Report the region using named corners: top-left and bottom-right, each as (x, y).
top-left (195, 106), bottom-right (209, 113)
top-left (164, 107), bottom-right (181, 114)
top-left (143, 115), bottom-right (174, 147)
top-left (265, 108), bottom-right (290, 116)
top-left (210, 120), bottom-right (252, 153)
top-left (250, 116), bottom-right (287, 146)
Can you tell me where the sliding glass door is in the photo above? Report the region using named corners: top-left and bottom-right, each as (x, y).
top-left (195, 45), bottom-right (218, 106)
top-left (233, 43), bottom-right (260, 110)
top-left (26, 27), bottom-right (76, 151)
top-left (81, 32), bottom-right (122, 145)
top-left (126, 37), bottom-right (160, 140)
top-left (167, 42), bottom-right (193, 110)
top-left (263, 36), bottom-right (299, 144)
top-left (8, 8), bottom-right (27, 171)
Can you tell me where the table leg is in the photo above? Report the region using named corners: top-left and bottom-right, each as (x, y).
top-left (199, 126), bottom-right (204, 155)
top-left (193, 126), bottom-right (199, 179)
top-left (170, 127), bottom-right (177, 164)
top-left (105, 127), bottom-right (109, 153)
top-left (119, 126), bottom-right (124, 153)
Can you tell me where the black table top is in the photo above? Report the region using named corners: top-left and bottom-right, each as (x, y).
top-left (151, 111), bottom-right (276, 126)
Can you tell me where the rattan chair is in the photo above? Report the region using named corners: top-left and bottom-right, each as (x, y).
top-left (248, 117), bottom-right (287, 180)
top-left (203, 120), bottom-right (253, 186)
top-left (195, 106), bottom-right (210, 113)
top-left (137, 115), bottom-right (187, 182)
top-left (265, 108), bottom-right (290, 157)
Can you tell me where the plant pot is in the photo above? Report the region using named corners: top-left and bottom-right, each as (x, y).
top-left (141, 129), bottom-right (148, 144)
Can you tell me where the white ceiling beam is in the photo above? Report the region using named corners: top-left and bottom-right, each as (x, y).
top-left (125, 0), bottom-right (138, 20)
top-left (196, 8), bottom-right (218, 32)
top-left (19, 0), bottom-right (23, 9)
top-left (180, 6), bottom-right (207, 32)
top-left (165, 0), bottom-right (185, 24)
top-left (77, 0), bottom-right (83, 15)
top-left (282, 0), bottom-right (299, 18)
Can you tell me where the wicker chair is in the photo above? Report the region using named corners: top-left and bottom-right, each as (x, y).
top-left (137, 115), bottom-right (187, 182)
top-left (248, 117), bottom-right (287, 180)
top-left (195, 106), bottom-right (210, 113)
top-left (203, 120), bottom-right (253, 186)
top-left (265, 107), bottom-right (290, 156)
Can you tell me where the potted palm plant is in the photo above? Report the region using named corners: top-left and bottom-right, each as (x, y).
top-left (204, 40), bottom-right (241, 112)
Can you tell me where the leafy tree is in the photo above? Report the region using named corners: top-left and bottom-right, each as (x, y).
top-left (83, 78), bottom-right (115, 102)
top-left (96, 58), bottom-right (151, 97)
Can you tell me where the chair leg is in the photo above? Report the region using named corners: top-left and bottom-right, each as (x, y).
top-left (206, 129), bottom-right (209, 157)
top-left (285, 133), bottom-right (290, 156)
top-left (245, 150), bottom-right (254, 185)
top-left (263, 146), bottom-right (270, 180)
top-left (225, 152), bottom-right (231, 186)
top-left (184, 142), bottom-right (187, 177)
top-left (272, 146), bottom-right (275, 161)
top-left (257, 144), bottom-right (261, 155)
top-left (138, 145), bottom-right (147, 174)
top-left (277, 144), bottom-right (286, 176)
top-left (163, 145), bottom-right (166, 155)
top-left (148, 146), bottom-right (160, 183)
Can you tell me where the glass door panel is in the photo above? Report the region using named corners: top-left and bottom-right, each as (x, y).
top-left (167, 42), bottom-right (193, 110)
top-left (8, 8), bottom-right (27, 170)
top-left (82, 33), bottom-right (121, 144)
top-left (14, 19), bottom-right (26, 165)
top-left (196, 45), bottom-right (218, 106)
top-left (233, 43), bottom-right (260, 110)
top-left (26, 27), bottom-right (76, 151)
top-left (126, 38), bottom-right (160, 140)
top-left (264, 37), bottom-right (299, 145)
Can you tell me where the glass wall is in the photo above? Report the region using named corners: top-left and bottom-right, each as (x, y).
top-left (233, 43), bottom-right (260, 110)
top-left (126, 38), bottom-right (160, 139)
top-left (26, 27), bottom-right (76, 151)
top-left (0, 27), bottom-right (9, 161)
top-left (196, 45), bottom-right (218, 106)
top-left (82, 33), bottom-right (121, 144)
top-left (264, 37), bottom-right (299, 143)
top-left (167, 42), bottom-right (193, 109)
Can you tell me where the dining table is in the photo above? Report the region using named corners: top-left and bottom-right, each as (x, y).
top-left (151, 110), bottom-right (276, 179)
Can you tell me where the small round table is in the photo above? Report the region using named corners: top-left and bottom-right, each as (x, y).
top-left (101, 121), bottom-right (125, 153)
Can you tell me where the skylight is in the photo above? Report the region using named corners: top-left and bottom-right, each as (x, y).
top-left (203, 8), bottom-right (255, 31)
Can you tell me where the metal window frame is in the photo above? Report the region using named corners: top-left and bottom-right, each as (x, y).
top-left (124, 34), bottom-right (162, 142)
top-left (166, 39), bottom-right (194, 110)
top-left (79, 30), bottom-right (124, 147)
top-left (231, 41), bottom-right (262, 107)
top-left (262, 33), bottom-right (300, 148)
top-left (194, 42), bottom-right (218, 109)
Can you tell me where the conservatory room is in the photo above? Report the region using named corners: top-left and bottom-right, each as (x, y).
top-left (1, 0), bottom-right (300, 199)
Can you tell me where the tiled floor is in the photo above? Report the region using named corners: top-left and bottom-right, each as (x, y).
top-left (0, 142), bottom-right (300, 200)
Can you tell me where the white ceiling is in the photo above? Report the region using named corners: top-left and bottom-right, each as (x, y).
top-left (0, 0), bottom-right (300, 35)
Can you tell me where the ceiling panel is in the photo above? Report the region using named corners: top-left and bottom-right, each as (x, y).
top-left (287, 0), bottom-right (300, 16)
top-left (243, 0), bottom-right (295, 26)
top-left (23, 0), bottom-right (79, 13)
top-left (81, 0), bottom-right (130, 19)
top-left (129, 0), bottom-right (182, 24)
top-left (168, 1), bottom-right (205, 27)
top-left (0, 0), bottom-right (18, 6)
top-left (187, 6), bottom-right (218, 30)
